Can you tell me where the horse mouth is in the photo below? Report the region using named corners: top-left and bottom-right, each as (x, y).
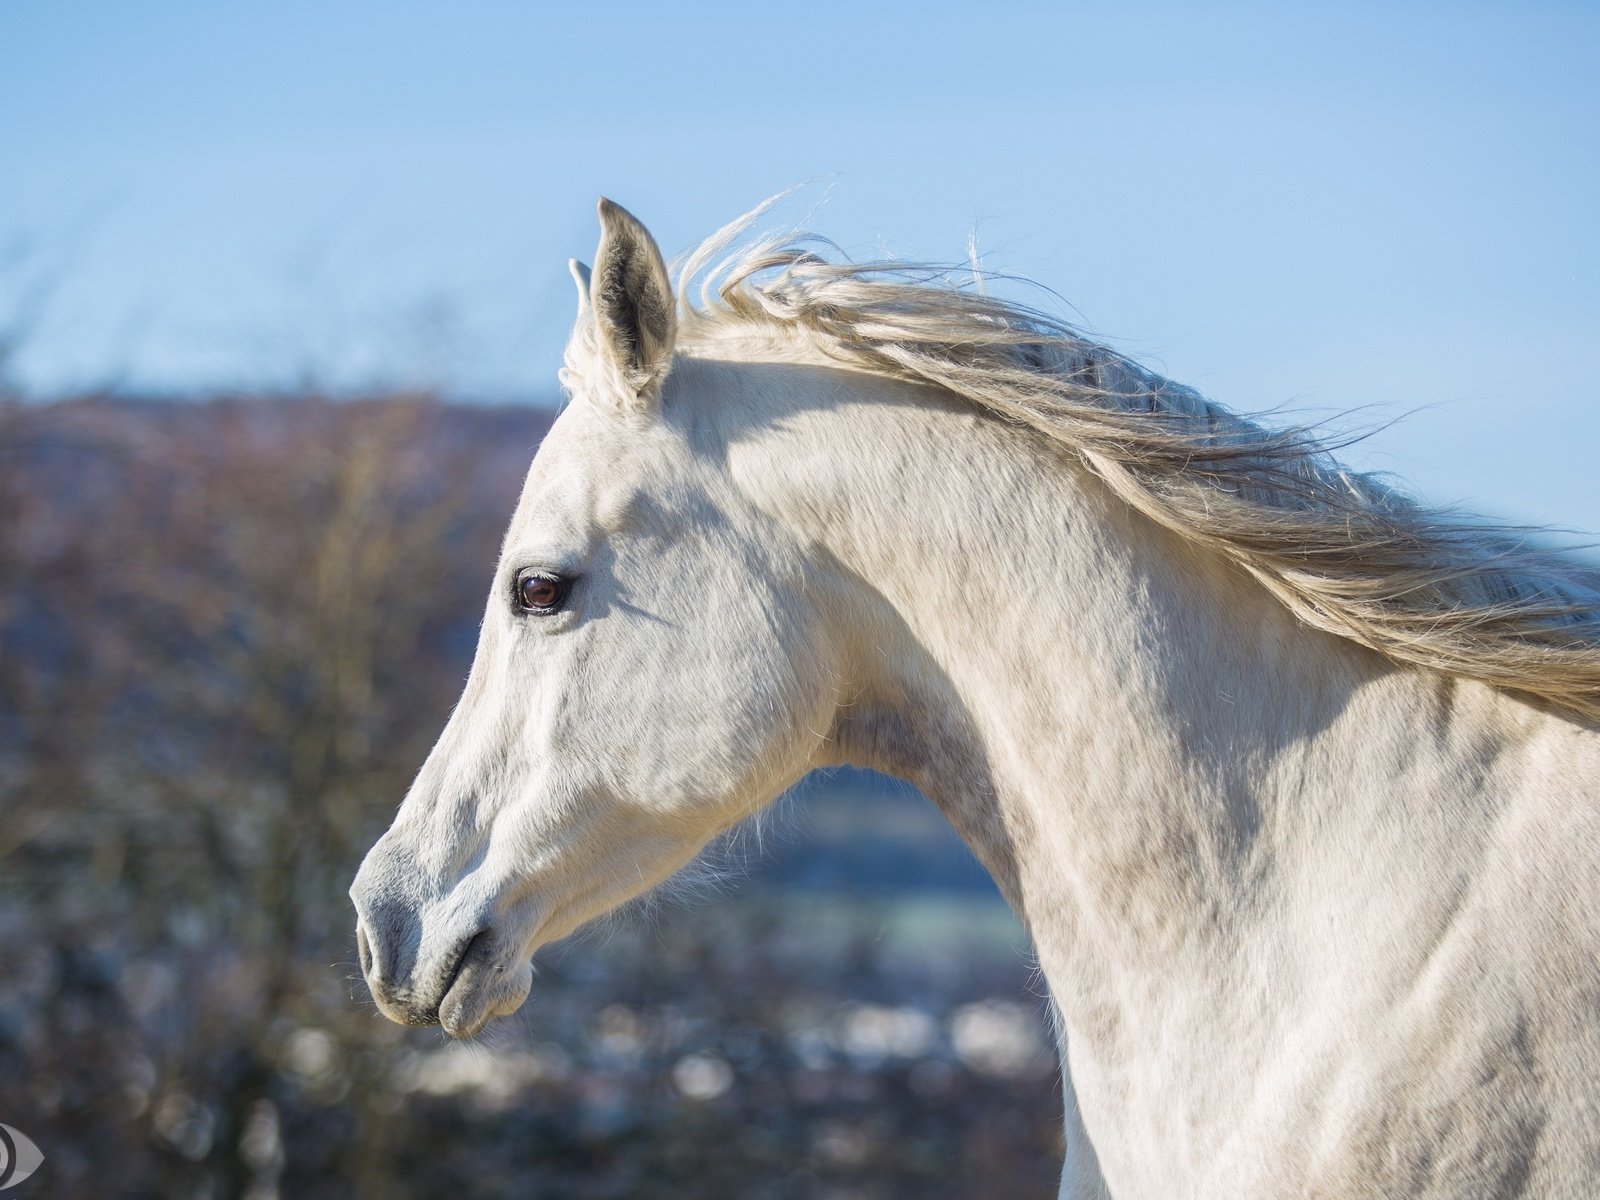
top-left (439, 930), bottom-right (483, 1006)
top-left (436, 928), bottom-right (535, 1039)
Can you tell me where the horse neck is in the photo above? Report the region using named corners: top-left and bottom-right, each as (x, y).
top-left (715, 358), bottom-right (1534, 1027)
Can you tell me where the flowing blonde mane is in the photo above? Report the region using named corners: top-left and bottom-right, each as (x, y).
top-left (673, 213), bottom-right (1600, 723)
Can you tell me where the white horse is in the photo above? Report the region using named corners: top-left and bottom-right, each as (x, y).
top-left (351, 199), bottom-right (1600, 1199)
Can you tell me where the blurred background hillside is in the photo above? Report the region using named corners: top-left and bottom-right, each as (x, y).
top-left (2, 2), bottom-right (1597, 1198)
top-left (0, 394), bottom-right (1051, 1199)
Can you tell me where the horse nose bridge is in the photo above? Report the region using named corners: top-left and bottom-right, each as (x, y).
top-left (353, 786), bottom-right (482, 895)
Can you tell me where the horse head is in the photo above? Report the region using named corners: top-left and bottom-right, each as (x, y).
top-left (349, 200), bottom-right (844, 1037)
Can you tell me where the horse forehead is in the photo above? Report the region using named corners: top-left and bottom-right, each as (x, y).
top-left (513, 405), bottom-right (680, 532)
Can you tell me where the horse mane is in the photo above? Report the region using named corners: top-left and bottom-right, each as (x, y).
top-left (673, 208), bottom-right (1600, 723)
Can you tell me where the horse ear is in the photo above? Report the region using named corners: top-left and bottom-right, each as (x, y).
top-left (568, 258), bottom-right (592, 318)
top-left (591, 197), bottom-right (677, 404)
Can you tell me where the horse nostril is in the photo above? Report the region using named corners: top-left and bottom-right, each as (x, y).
top-left (356, 921), bottom-right (373, 977)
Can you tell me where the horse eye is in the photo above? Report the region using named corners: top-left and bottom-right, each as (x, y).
top-left (515, 572), bottom-right (570, 614)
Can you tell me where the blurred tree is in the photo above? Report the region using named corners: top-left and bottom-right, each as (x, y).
top-left (0, 394), bottom-right (1060, 1200)
top-left (0, 395), bottom-right (543, 1197)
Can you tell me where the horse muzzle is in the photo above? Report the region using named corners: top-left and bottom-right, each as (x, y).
top-left (350, 862), bottom-right (537, 1038)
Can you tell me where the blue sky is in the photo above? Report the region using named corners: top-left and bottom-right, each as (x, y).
top-left (4, 2), bottom-right (1597, 535)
